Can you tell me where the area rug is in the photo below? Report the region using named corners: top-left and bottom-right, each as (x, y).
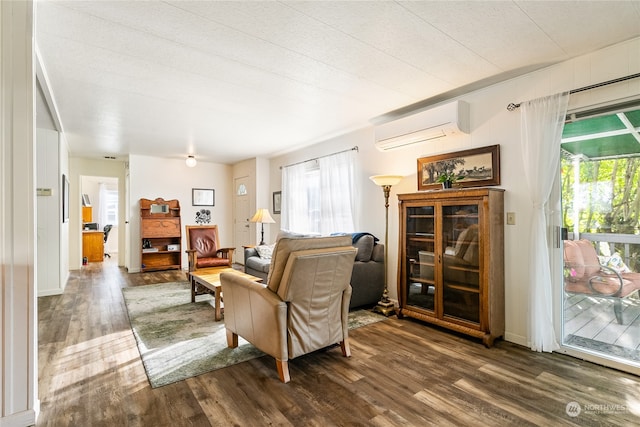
top-left (122, 281), bottom-right (387, 388)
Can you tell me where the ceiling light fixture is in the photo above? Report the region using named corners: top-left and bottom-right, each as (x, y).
top-left (186, 155), bottom-right (197, 167)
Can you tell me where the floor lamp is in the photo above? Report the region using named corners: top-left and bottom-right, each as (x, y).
top-left (369, 174), bottom-right (403, 316)
top-left (250, 208), bottom-right (275, 245)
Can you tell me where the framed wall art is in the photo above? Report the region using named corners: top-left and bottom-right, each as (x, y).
top-left (192, 188), bottom-right (215, 206)
top-left (273, 191), bottom-right (281, 214)
top-left (62, 174), bottom-right (70, 223)
top-left (417, 144), bottom-right (500, 191)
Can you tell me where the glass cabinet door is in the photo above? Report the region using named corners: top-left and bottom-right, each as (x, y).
top-left (440, 203), bottom-right (481, 324)
top-left (404, 205), bottom-right (436, 312)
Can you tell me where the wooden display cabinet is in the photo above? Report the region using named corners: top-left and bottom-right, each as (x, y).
top-left (140, 198), bottom-right (181, 272)
top-left (397, 188), bottom-right (504, 347)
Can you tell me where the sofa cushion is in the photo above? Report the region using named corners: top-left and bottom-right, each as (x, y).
top-left (563, 240), bottom-right (586, 280)
top-left (245, 255), bottom-right (271, 274)
top-left (353, 234), bottom-right (374, 262)
top-left (576, 239), bottom-right (602, 277)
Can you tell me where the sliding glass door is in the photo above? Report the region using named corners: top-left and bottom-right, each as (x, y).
top-left (559, 106), bottom-right (640, 371)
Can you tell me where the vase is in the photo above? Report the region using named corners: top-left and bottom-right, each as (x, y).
top-left (442, 180), bottom-right (452, 189)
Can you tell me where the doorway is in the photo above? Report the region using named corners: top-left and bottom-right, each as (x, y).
top-left (233, 176), bottom-right (251, 264)
top-left (559, 106), bottom-right (640, 371)
top-left (81, 175), bottom-right (119, 259)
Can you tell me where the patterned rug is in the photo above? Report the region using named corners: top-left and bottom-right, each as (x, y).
top-left (122, 281), bottom-right (387, 388)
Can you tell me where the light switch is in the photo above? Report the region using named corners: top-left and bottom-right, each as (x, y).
top-left (506, 212), bottom-right (516, 225)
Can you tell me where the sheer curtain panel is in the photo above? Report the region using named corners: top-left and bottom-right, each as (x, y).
top-left (281, 149), bottom-right (356, 234)
top-left (521, 92), bottom-right (569, 352)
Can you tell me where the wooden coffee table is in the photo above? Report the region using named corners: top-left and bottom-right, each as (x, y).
top-left (188, 266), bottom-right (263, 321)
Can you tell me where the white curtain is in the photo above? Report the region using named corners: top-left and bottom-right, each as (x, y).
top-left (317, 150), bottom-right (356, 234)
top-left (521, 92), bottom-right (569, 352)
top-left (282, 149), bottom-right (356, 234)
top-left (281, 161), bottom-right (309, 232)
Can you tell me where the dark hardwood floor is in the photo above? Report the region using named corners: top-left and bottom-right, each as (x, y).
top-left (37, 257), bottom-right (640, 426)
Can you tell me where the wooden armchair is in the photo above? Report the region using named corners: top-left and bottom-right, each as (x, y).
top-left (221, 235), bottom-right (357, 382)
top-left (185, 225), bottom-right (235, 271)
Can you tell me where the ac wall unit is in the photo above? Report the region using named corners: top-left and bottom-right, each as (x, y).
top-left (374, 100), bottom-right (470, 151)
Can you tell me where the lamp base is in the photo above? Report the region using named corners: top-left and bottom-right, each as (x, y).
top-left (372, 299), bottom-right (396, 317)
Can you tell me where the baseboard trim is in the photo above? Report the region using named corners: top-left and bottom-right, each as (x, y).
top-left (37, 288), bottom-right (63, 297)
top-left (0, 408), bottom-right (36, 427)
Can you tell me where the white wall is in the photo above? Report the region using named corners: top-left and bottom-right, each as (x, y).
top-left (128, 154), bottom-right (233, 272)
top-left (36, 128), bottom-right (63, 296)
top-left (269, 37), bottom-right (640, 347)
top-left (1, 1), bottom-right (37, 426)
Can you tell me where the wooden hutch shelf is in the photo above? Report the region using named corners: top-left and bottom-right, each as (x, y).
top-left (140, 198), bottom-right (181, 272)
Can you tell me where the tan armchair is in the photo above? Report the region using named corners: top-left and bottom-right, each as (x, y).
top-left (185, 225), bottom-right (235, 271)
top-left (220, 235), bottom-right (357, 383)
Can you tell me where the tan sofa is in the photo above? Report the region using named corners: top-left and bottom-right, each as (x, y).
top-left (221, 235), bottom-right (357, 383)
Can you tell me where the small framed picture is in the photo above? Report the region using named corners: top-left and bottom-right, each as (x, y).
top-left (192, 188), bottom-right (215, 206)
top-left (273, 191), bottom-right (282, 214)
top-left (82, 193), bottom-right (91, 206)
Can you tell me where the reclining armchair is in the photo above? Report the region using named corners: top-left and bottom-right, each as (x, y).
top-left (220, 235), bottom-right (357, 383)
top-left (185, 225), bottom-right (235, 271)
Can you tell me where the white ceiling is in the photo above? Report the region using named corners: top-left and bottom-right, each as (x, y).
top-left (36, 1), bottom-right (640, 164)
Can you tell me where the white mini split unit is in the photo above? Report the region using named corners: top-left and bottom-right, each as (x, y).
top-left (374, 100), bottom-right (470, 151)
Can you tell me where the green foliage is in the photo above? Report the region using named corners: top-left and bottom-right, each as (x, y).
top-left (436, 171), bottom-right (464, 183)
top-left (561, 152), bottom-right (640, 270)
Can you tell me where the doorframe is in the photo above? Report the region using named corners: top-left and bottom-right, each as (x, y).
top-left (551, 104), bottom-right (640, 376)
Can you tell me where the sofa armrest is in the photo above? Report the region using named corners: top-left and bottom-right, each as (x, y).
top-left (244, 246), bottom-right (259, 260)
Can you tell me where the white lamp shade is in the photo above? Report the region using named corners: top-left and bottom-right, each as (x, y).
top-left (369, 175), bottom-right (403, 187)
top-left (186, 155), bottom-right (197, 167)
top-left (250, 208), bottom-right (275, 224)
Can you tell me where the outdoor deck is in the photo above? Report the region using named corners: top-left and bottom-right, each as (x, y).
top-left (564, 292), bottom-right (640, 362)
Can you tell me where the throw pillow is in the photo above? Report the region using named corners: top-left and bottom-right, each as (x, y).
top-left (598, 253), bottom-right (632, 273)
top-left (256, 244), bottom-right (275, 259)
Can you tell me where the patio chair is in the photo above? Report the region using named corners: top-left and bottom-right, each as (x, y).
top-left (563, 239), bottom-right (640, 324)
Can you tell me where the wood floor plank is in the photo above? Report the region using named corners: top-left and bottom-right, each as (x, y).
top-left (36, 259), bottom-right (640, 426)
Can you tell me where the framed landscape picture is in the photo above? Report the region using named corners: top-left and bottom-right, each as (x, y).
top-left (417, 144), bottom-right (500, 191)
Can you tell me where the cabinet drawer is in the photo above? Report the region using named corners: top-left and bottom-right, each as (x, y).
top-left (142, 218), bottom-right (180, 238)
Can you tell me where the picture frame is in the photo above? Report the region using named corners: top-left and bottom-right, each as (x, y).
top-left (192, 188), bottom-right (215, 206)
top-left (417, 144), bottom-right (500, 191)
top-left (82, 193), bottom-right (91, 206)
top-left (273, 191), bottom-right (282, 214)
top-left (62, 174), bottom-right (69, 223)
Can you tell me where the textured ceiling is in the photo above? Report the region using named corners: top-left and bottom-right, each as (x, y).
top-left (36, 1), bottom-right (640, 164)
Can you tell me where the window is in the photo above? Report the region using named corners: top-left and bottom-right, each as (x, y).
top-left (281, 149), bottom-right (357, 234)
top-left (104, 189), bottom-right (118, 226)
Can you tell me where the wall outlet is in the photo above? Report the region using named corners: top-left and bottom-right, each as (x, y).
top-left (506, 212), bottom-right (516, 225)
